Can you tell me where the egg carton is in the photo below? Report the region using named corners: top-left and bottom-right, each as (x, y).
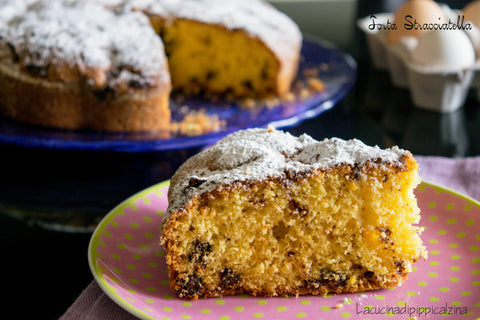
top-left (357, 6), bottom-right (480, 113)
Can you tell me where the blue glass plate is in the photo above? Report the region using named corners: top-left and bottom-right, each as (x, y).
top-left (0, 38), bottom-right (356, 152)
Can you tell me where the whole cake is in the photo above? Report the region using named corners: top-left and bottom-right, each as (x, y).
top-left (0, 0), bottom-right (302, 132)
top-left (161, 128), bottom-right (427, 299)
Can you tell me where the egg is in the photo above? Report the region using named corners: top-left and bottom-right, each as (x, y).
top-left (388, 0), bottom-right (447, 44)
top-left (412, 29), bottom-right (475, 71)
top-left (464, 0), bottom-right (480, 28)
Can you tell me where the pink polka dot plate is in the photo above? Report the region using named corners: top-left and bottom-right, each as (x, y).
top-left (88, 180), bottom-right (480, 320)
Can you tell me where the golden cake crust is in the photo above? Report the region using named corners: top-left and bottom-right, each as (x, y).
top-left (0, 46), bottom-right (171, 133)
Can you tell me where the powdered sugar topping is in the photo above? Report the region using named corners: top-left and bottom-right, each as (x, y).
top-left (167, 128), bottom-right (409, 216)
top-left (0, 0), bottom-right (168, 87)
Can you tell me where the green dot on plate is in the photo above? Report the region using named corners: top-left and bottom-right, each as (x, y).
top-left (449, 278), bottom-right (459, 283)
top-left (375, 295), bottom-right (385, 300)
top-left (450, 266), bottom-right (460, 271)
top-left (430, 250), bottom-right (440, 255)
top-left (234, 306), bottom-right (244, 312)
top-left (182, 302), bottom-right (192, 307)
top-left (429, 239), bottom-right (438, 244)
top-left (340, 312), bottom-right (351, 318)
top-left (439, 287), bottom-right (450, 292)
top-left (429, 297), bottom-right (439, 302)
top-left (253, 313), bottom-right (263, 318)
top-left (200, 309), bottom-right (211, 314)
top-left (407, 291), bottom-right (417, 296)
top-left (215, 300), bottom-right (225, 305)
top-left (417, 281), bottom-right (428, 287)
top-left (472, 281), bottom-right (480, 286)
top-left (219, 316), bottom-right (230, 320)
top-left (296, 313), bottom-right (306, 318)
top-left (457, 232), bottom-right (466, 238)
top-left (429, 216), bottom-right (438, 221)
top-left (321, 306), bottom-right (331, 311)
top-left (428, 272), bottom-right (438, 277)
top-left (438, 230), bottom-right (446, 235)
top-left (466, 219), bottom-right (475, 226)
top-left (300, 299), bottom-right (311, 305)
top-left (470, 246), bottom-right (479, 251)
top-left (277, 306), bottom-right (287, 311)
top-left (461, 291), bottom-right (471, 296)
top-left (451, 255), bottom-right (461, 260)
top-left (451, 301), bottom-right (462, 306)
top-left (180, 315), bottom-right (191, 319)
top-left (429, 261), bottom-right (439, 266)
top-left (428, 202), bottom-right (437, 208)
top-left (257, 300), bottom-right (267, 305)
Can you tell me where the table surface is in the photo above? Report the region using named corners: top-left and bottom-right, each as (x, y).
top-left (3, 10), bottom-right (480, 320)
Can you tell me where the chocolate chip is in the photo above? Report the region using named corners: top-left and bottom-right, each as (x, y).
top-left (25, 64), bottom-right (49, 77)
top-left (188, 177), bottom-right (206, 188)
top-left (364, 271), bottom-right (374, 279)
top-left (289, 199), bottom-right (308, 217)
top-left (93, 87), bottom-right (115, 101)
top-left (179, 274), bottom-right (203, 297)
top-left (7, 42), bottom-right (19, 63)
top-left (220, 268), bottom-right (241, 289)
top-left (395, 261), bottom-right (407, 276)
top-left (129, 79), bottom-right (150, 89)
top-left (242, 80), bottom-right (254, 91)
top-left (206, 70), bottom-right (217, 80)
top-left (188, 240), bottom-right (212, 266)
top-left (378, 227), bottom-right (393, 245)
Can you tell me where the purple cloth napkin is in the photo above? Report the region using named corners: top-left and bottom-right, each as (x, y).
top-left (60, 156), bottom-right (480, 320)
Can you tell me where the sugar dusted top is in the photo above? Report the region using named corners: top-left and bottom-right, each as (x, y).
top-left (0, 0), bottom-right (169, 87)
top-left (167, 128), bottom-right (410, 216)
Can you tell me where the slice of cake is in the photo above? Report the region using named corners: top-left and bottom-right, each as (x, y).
top-left (160, 128), bottom-right (427, 299)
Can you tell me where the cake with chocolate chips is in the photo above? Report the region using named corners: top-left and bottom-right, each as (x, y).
top-left (0, 0), bottom-right (301, 132)
top-left (161, 128), bottom-right (427, 299)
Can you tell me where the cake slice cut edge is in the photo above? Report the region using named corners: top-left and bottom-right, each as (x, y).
top-left (160, 128), bottom-right (428, 299)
